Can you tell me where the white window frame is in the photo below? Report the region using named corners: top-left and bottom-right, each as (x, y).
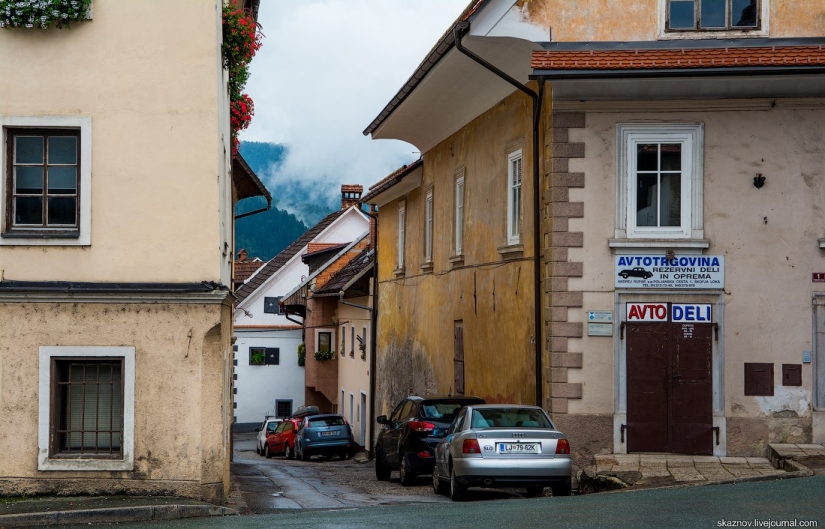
top-left (455, 173), bottom-right (464, 255)
top-left (1, 116), bottom-right (92, 246)
top-left (424, 188), bottom-right (433, 263)
top-left (506, 149), bottom-right (523, 245)
top-left (38, 346), bottom-right (135, 471)
top-left (658, 0), bottom-right (769, 39)
top-left (396, 202), bottom-right (406, 270)
top-left (617, 123), bottom-right (704, 241)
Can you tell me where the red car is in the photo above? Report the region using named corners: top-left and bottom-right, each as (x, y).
top-left (264, 418), bottom-right (302, 459)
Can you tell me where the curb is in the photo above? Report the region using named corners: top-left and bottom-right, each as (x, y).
top-left (0, 504), bottom-right (238, 528)
top-left (578, 457), bottom-right (815, 496)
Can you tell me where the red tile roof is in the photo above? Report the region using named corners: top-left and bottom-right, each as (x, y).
top-left (234, 209), bottom-right (346, 304)
top-left (234, 260), bottom-right (265, 283)
top-left (532, 45), bottom-right (825, 71)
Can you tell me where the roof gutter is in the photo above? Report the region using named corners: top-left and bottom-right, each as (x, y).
top-left (234, 195), bottom-right (272, 220)
top-left (529, 65), bottom-right (825, 81)
top-left (453, 21), bottom-right (545, 408)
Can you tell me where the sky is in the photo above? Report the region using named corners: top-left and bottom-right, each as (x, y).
top-left (242, 0), bottom-right (469, 210)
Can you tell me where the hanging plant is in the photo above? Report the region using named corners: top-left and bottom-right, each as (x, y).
top-left (222, 5), bottom-right (262, 156)
top-left (0, 0), bottom-right (92, 29)
top-left (297, 343), bottom-right (306, 367)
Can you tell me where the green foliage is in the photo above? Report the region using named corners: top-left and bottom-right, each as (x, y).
top-left (314, 349), bottom-right (336, 361)
top-left (1, 0), bottom-right (92, 29)
top-left (250, 349), bottom-right (265, 365)
top-left (297, 343), bottom-right (306, 367)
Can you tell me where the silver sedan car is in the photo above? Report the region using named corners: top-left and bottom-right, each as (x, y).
top-left (432, 404), bottom-right (572, 500)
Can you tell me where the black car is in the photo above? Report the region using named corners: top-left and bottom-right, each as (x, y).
top-left (618, 267), bottom-right (653, 279)
top-left (375, 395), bottom-right (484, 486)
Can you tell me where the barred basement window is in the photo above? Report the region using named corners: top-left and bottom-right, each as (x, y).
top-left (52, 359), bottom-right (123, 458)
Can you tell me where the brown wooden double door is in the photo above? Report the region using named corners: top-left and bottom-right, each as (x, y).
top-left (626, 320), bottom-right (713, 454)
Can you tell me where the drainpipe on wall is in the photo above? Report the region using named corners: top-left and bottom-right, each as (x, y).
top-left (367, 205), bottom-right (379, 459)
top-left (453, 22), bottom-right (546, 407)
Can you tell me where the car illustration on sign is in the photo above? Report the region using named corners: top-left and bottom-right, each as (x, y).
top-left (618, 267), bottom-right (653, 279)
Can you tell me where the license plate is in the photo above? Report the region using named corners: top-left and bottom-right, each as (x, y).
top-left (321, 431), bottom-right (338, 437)
top-left (498, 442), bottom-right (539, 453)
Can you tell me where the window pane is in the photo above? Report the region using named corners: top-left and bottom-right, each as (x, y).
top-left (15, 167), bottom-right (43, 194)
top-left (637, 144), bottom-right (658, 171)
top-left (660, 174), bottom-right (682, 226)
top-left (660, 144), bottom-right (682, 171)
top-left (732, 0), bottom-right (757, 26)
top-left (48, 167), bottom-right (78, 194)
top-left (15, 136), bottom-right (44, 164)
top-left (700, 0), bottom-right (726, 28)
top-left (669, 0), bottom-right (695, 28)
top-left (48, 136), bottom-right (77, 164)
top-left (15, 197), bottom-right (42, 224)
top-left (636, 174), bottom-right (658, 227)
top-left (48, 197), bottom-right (77, 225)
top-left (319, 332), bottom-right (331, 352)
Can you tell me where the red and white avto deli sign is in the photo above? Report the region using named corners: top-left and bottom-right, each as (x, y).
top-left (626, 303), bottom-right (712, 322)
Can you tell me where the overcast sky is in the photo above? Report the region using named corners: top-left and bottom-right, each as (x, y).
top-left (242, 0), bottom-right (469, 204)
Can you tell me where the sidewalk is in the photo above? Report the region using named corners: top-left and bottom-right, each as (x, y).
top-left (580, 446), bottom-right (821, 493)
top-left (0, 495), bottom-right (237, 527)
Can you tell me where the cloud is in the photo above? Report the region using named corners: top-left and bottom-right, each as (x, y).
top-left (242, 0), bottom-right (468, 208)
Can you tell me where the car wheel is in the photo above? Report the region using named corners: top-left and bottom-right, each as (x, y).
top-left (264, 444), bottom-right (272, 459)
top-left (551, 478), bottom-right (572, 497)
top-left (621, 273), bottom-right (629, 279)
top-left (339, 449), bottom-right (350, 460)
top-left (525, 486), bottom-right (544, 497)
top-left (432, 463), bottom-right (447, 495)
top-left (375, 448), bottom-right (391, 481)
top-left (285, 444), bottom-right (294, 460)
top-left (300, 446), bottom-right (310, 461)
top-left (449, 463), bottom-right (466, 501)
top-left (399, 451), bottom-right (417, 486)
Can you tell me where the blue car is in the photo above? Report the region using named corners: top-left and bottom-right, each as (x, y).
top-left (295, 414), bottom-right (354, 461)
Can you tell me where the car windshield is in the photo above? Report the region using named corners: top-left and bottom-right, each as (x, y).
top-left (308, 416), bottom-right (345, 428)
top-left (420, 400), bottom-right (476, 421)
top-left (470, 408), bottom-right (553, 429)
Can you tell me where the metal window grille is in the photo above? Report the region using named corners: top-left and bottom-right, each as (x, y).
top-left (276, 400), bottom-right (292, 417)
top-left (52, 359), bottom-right (123, 457)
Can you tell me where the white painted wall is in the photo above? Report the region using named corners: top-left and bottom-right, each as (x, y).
top-left (233, 206), bottom-right (370, 427)
top-left (234, 330), bottom-right (303, 426)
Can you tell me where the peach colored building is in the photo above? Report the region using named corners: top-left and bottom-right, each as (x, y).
top-left (0, 0), bottom-right (264, 501)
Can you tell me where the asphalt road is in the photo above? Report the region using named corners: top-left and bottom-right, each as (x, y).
top-left (103, 472), bottom-right (825, 529)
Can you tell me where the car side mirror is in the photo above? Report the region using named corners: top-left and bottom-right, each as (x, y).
top-left (376, 415), bottom-right (389, 425)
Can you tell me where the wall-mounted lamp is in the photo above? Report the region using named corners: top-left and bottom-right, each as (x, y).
top-left (753, 173), bottom-right (766, 189)
top-left (665, 249), bottom-right (675, 261)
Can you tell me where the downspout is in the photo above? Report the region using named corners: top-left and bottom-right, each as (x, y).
top-left (453, 22), bottom-right (545, 408)
top-left (367, 207), bottom-right (379, 459)
top-left (234, 196), bottom-right (272, 220)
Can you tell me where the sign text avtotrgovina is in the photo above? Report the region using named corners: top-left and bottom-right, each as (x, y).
top-left (614, 255), bottom-right (725, 289)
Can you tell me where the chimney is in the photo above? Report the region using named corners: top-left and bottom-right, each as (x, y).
top-left (369, 205), bottom-right (377, 251)
top-left (341, 184), bottom-right (363, 210)
top-left (237, 248), bottom-right (248, 262)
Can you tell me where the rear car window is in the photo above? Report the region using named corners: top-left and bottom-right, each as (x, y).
top-left (420, 399), bottom-right (482, 421)
top-left (308, 416), bottom-right (345, 428)
top-left (471, 408), bottom-right (553, 429)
